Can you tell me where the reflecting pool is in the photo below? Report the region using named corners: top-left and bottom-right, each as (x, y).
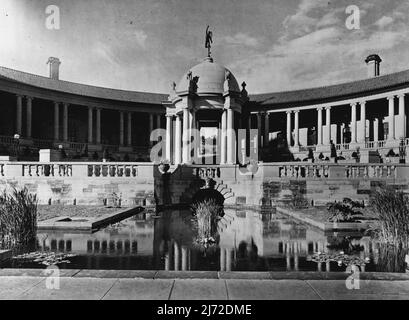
top-left (3, 209), bottom-right (408, 273)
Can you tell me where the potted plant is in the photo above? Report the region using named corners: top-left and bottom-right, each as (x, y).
top-left (386, 149), bottom-right (400, 163)
top-left (159, 159), bottom-right (170, 173)
top-left (246, 159), bottom-right (259, 175)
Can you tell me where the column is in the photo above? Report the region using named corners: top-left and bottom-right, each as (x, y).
top-left (350, 103), bottom-right (357, 143)
top-left (387, 96), bottom-right (395, 141)
top-left (96, 108), bottom-right (101, 144)
top-left (264, 112), bottom-right (269, 145)
top-left (286, 111), bottom-right (292, 146)
top-left (294, 110), bottom-right (299, 146)
top-left (220, 110), bottom-right (227, 164)
top-left (16, 95), bottom-right (22, 135)
top-left (175, 114), bottom-right (182, 164)
top-left (166, 115), bottom-right (172, 160)
top-left (325, 107), bottom-right (331, 144)
top-left (359, 101), bottom-right (366, 143)
top-left (398, 94), bottom-right (406, 139)
top-left (317, 107), bottom-right (323, 145)
top-left (373, 119), bottom-right (379, 142)
top-left (220, 247), bottom-right (226, 271)
top-left (149, 114), bottom-right (154, 146)
top-left (182, 108), bottom-right (189, 163)
top-left (181, 246), bottom-right (188, 271)
top-left (190, 110), bottom-right (196, 161)
top-left (257, 112), bottom-right (262, 147)
top-left (88, 107), bottom-right (93, 143)
top-left (127, 112), bottom-right (132, 146)
top-left (174, 242), bottom-right (180, 271)
top-left (225, 248), bottom-right (232, 272)
top-left (63, 103), bottom-right (69, 142)
top-left (54, 102), bottom-right (59, 140)
top-left (119, 111), bottom-right (124, 146)
top-left (156, 114), bottom-right (161, 129)
top-left (248, 114), bottom-right (252, 131)
top-left (227, 108), bottom-right (235, 164)
top-left (26, 97), bottom-right (32, 138)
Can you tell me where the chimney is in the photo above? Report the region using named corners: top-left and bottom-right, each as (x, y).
top-left (47, 57), bottom-right (61, 80)
top-left (365, 54), bottom-right (382, 78)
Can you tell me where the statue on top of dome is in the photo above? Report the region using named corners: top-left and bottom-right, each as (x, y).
top-left (205, 25), bottom-right (213, 57)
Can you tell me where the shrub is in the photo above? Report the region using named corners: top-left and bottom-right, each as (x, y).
top-left (327, 198), bottom-right (364, 223)
top-left (0, 188), bottom-right (38, 250)
top-left (191, 199), bottom-right (222, 247)
top-left (370, 188), bottom-right (409, 246)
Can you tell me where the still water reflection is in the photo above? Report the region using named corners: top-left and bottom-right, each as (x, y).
top-left (4, 209), bottom-right (408, 272)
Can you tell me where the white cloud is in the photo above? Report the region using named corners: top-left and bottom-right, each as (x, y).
top-left (134, 30), bottom-right (148, 48)
top-left (224, 33), bottom-right (259, 47)
top-left (374, 16), bottom-right (394, 29)
top-left (229, 0), bottom-right (409, 94)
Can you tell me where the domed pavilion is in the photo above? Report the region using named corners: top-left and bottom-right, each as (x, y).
top-left (163, 55), bottom-right (249, 165)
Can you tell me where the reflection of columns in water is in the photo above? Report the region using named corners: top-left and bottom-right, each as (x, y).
top-left (220, 247), bottom-right (226, 271)
top-left (285, 242), bottom-right (291, 271)
top-left (294, 242), bottom-right (299, 271)
top-left (226, 248), bottom-right (232, 272)
top-left (174, 242), bottom-right (180, 271)
top-left (182, 246), bottom-right (188, 271)
top-left (165, 253), bottom-right (170, 271)
top-left (168, 241), bottom-right (174, 271)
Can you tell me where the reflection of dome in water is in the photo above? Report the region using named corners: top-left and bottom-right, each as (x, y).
top-left (177, 57), bottom-right (240, 94)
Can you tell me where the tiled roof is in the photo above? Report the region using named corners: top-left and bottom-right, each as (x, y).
top-left (0, 66), bottom-right (168, 105)
top-left (2, 65), bottom-right (409, 108)
top-left (249, 69), bottom-right (409, 107)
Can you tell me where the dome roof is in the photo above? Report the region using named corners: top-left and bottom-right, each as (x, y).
top-left (177, 57), bottom-right (240, 95)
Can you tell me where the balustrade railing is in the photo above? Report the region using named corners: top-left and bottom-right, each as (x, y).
top-left (22, 163), bottom-right (72, 177)
top-left (88, 164), bottom-right (139, 177)
top-left (345, 164), bottom-right (397, 179)
top-left (0, 135), bottom-right (15, 145)
top-left (32, 138), bottom-right (54, 149)
top-left (279, 164), bottom-right (329, 178)
top-left (277, 163), bottom-right (399, 179)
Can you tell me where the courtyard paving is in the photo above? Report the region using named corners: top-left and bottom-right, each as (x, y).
top-left (0, 269), bottom-right (408, 300)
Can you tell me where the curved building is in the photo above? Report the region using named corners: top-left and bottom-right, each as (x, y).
top-left (1, 53), bottom-right (408, 163)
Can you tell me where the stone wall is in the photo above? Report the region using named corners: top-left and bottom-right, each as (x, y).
top-left (0, 161), bottom-right (408, 208)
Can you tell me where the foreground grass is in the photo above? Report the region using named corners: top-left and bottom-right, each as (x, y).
top-left (0, 188), bottom-right (37, 250)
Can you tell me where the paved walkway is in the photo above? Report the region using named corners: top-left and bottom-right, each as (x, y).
top-left (1, 269), bottom-right (409, 300)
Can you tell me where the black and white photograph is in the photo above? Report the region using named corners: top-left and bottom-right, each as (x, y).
top-left (1, 0), bottom-right (409, 309)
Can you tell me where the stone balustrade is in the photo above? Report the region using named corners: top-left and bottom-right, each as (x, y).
top-left (278, 164), bottom-right (330, 178)
top-left (22, 163), bottom-right (73, 177)
top-left (88, 163), bottom-right (139, 177)
top-left (345, 164), bottom-right (397, 179)
top-left (0, 161), bottom-right (406, 182)
top-left (276, 162), bottom-right (401, 179)
top-left (1, 161), bottom-right (155, 179)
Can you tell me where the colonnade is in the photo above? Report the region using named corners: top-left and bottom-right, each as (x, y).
top-left (251, 93), bottom-right (407, 150)
top-left (165, 107), bottom-right (237, 164)
top-left (12, 94), bottom-right (163, 146)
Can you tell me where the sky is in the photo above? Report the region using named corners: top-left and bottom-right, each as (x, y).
top-left (1, 0), bottom-right (409, 94)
